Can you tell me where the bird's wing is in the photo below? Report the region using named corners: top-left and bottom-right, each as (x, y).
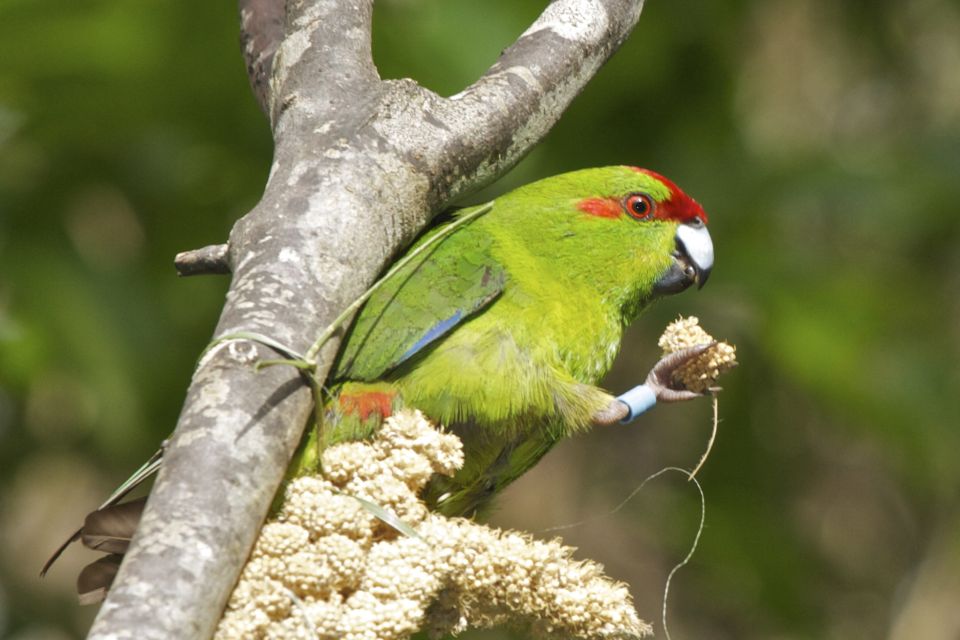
top-left (332, 218), bottom-right (505, 382)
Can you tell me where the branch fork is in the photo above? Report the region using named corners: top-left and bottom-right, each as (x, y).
top-left (89, 2), bottom-right (648, 637)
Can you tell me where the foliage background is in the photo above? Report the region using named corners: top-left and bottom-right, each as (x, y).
top-left (1, 0), bottom-right (958, 638)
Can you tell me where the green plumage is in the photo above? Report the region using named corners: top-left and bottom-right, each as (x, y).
top-left (301, 166), bottom-right (704, 516)
top-left (42, 166), bottom-right (712, 597)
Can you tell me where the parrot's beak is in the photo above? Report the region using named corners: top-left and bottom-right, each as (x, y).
top-left (653, 222), bottom-right (714, 294)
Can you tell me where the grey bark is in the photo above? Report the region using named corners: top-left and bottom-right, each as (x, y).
top-left (174, 244), bottom-right (230, 276)
top-left (87, 0), bottom-right (646, 637)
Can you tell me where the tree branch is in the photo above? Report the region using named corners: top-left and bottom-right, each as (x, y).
top-left (238, 0), bottom-right (284, 116)
top-left (428, 0), bottom-right (646, 198)
top-left (174, 244), bottom-right (230, 276)
top-left (88, 1), bottom-right (646, 637)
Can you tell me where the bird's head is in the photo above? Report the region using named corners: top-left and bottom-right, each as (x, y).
top-left (615, 167), bottom-right (713, 294)
top-left (487, 166), bottom-right (713, 317)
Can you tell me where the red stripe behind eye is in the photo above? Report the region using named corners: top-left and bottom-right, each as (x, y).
top-left (577, 197), bottom-right (621, 219)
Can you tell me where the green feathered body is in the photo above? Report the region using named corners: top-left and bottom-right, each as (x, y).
top-left (295, 166), bottom-right (706, 516)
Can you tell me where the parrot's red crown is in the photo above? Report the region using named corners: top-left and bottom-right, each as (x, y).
top-left (630, 167), bottom-right (708, 224)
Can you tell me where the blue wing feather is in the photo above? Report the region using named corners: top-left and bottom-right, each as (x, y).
top-left (398, 310), bottom-right (464, 364)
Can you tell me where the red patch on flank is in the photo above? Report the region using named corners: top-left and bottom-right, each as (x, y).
top-left (577, 197), bottom-right (621, 219)
top-left (338, 391), bottom-right (395, 421)
top-left (627, 167), bottom-right (709, 224)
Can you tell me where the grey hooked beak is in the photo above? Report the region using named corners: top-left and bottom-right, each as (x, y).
top-left (653, 222), bottom-right (714, 294)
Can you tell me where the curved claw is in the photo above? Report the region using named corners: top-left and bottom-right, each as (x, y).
top-left (646, 342), bottom-right (716, 403)
top-left (592, 399), bottom-right (630, 426)
top-left (656, 387), bottom-right (704, 403)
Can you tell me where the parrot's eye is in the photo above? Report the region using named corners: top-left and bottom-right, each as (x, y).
top-left (624, 193), bottom-right (654, 220)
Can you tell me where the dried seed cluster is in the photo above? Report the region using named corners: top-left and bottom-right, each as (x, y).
top-left (658, 316), bottom-right (738, 393)
top-left (215, 411), bottom-right (650, 640)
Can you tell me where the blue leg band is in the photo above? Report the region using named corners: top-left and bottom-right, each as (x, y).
top-left (615, 384), bottom-right (657, 423)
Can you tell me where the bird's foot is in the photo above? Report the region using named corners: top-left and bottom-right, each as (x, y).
top-left (645, 342), bottom-right (717, 402)
top-left (593, 343), bottom-right (716, 426)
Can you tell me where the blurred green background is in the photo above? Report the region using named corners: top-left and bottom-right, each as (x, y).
top-left (2, 0), bottom-right (959, 638)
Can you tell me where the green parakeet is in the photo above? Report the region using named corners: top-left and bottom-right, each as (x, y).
top-left (44, 165), bottom-right (714, 597)
top-left (305, 165), bottom-right (713, 516)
